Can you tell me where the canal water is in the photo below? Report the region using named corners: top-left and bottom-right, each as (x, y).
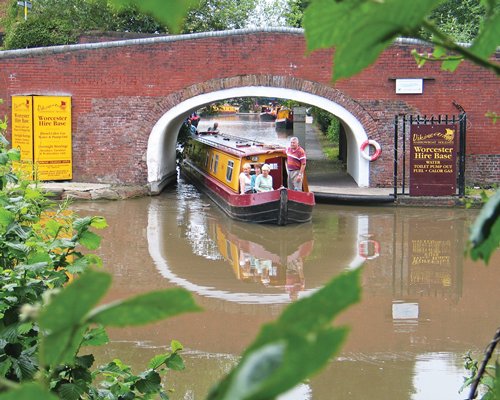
top-left (73, 115), bottom-right (500, 400)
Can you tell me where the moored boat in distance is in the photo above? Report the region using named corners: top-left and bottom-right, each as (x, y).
top-left (181, 132), bottom-right (315, 225)
top-left (216, 104), bottom-right (239, 114)
top-left (275, 107), bottom-right (293, 129)
top-left (259, 105), bottom-right (277, 121)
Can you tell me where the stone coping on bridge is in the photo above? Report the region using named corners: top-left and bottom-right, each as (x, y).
top-left (0, 27), bottom-right (430, 59)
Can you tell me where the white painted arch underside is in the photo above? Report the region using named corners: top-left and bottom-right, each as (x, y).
top-left (147, 86), bottom-right (370, 192)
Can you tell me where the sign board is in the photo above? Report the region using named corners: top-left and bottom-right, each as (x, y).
top-left (410, 124), bottom-right (457, 196)
top-left (33, 96), bottom-right (72, 180)
top-left (396, 79), bottom-right (423, 94)
top-left (11, 95), bottom-right (72, 181)
top-left (11, 96), bottom-right (34, 177)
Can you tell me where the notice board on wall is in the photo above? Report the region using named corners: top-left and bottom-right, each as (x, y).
top-left (409, 124), bottom-right (457, 196)
top-left (11, 95), bottom-right (72, 181)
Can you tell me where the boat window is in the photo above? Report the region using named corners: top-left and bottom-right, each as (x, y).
top-left (210, 154), bottom-right (214, 172)
top-left (226, 160), bottom-right (234, 182)
top-left (214, 154), bottom-right (219, 173)
top-left (205, 152), bottom-right (209, 168)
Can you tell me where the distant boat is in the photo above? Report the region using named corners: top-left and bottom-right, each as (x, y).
top-left (181, 132), bottom-right (315, 225)
top-left (275, 107), bottom-right (293, 129)
top-left (259, 105), bottom-right (277, 121)
top-left (216, 104), bottom-right (239, 114)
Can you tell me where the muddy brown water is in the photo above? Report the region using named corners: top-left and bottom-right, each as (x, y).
top-left (72, 115), bottom-right (499, 399)
top-left (72, 183), bottom-right (499, 400)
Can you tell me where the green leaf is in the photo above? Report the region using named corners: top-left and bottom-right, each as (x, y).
top-left (171, 339), bottom-right (183, 353)
top-left (135, 370), bottom-right (161, 394)
top-left (90, 216), bottom-right (108, 229)
top-left (208, 269), bottom-right (361, 400)
top-left (165, 353), bottom-right (185, 371)
top-left (469, 190), bottom-right (500, 264)
top-left (304, 0), bottom-right (441, 80)
top-left (469, 11), bottom-right (500, 59)
top-left (108, 0), bottom-right (199, 33)
top-left (88, 288), bottom-right (201, 327)
top-left (0, 207), bottom-right (14, 228)
top-left (57, 382), bottom-right (85, 400)
top-left (0, 383), bottom-right (58, 400)
top-left (78, 230), bottom-right (102, 250)
top-left (41, 323), bottom-right (88, 367)
top-left (148, 353), bottom-right (170, 370)
top-left (38, 270), bottom-right (111, 333)
top-left (44, 219), bottom-right (62, 237)
top-left (81, 326), bottom-right (109, 347)
top-left (75, 354), bottom-right (95, 369)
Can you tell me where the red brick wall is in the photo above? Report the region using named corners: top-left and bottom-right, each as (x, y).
top-left (0, 31), bottom-right (497, 186)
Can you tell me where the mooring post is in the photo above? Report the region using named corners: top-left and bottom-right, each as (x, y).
top-left (293, 107), bottom-right (307, 149)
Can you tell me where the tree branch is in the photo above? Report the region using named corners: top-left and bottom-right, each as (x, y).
top-left (467, 326), bottom-right (500, 399)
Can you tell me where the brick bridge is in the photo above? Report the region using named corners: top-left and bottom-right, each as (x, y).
top-left (0, 28), bottom-right (498, 193)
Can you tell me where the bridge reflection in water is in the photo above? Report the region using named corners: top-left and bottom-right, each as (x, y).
top-left (76, 182), bottom-right (499, 400)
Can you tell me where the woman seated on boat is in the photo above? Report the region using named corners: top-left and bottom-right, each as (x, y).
top-left (250, 163), bottom-right (262, 191)
top-left (254, 164), bottom-right (273, 192)
top-left (239, 163), bottom-right (253, 194)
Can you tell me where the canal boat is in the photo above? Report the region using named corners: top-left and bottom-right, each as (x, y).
top-left (216, 104), bottom-right (239, 114)
top-left (275, 107), bottom-right (293, 129)
top-left (181, 132), bottom-right (315, 225)
top-left (259, 105), bottom-right (277, 121)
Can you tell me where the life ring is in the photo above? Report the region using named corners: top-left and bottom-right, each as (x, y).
top-left (359, 239), bottom-right (380, 260)
top-left (360, 139), bottom-right (382, 161)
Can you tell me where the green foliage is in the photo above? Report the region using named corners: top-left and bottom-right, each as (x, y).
top-left (109, 0), bottom-right (198, 33)
top-left (1, 0), bottom-right (169, 49)
top-left (303, 0), bottom-right (500, 81)
top-left (207, 268), bottom-right (361, 400)
top-left (469, 190), bottom-right (500, 264)
top-left (181, 0), bottom-right (257, 33)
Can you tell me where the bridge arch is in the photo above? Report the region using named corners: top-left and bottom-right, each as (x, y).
top-left (148, 77), bottom-right (374, 194)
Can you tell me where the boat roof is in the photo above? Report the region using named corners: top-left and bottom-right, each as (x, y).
top-left (193, 132), bottom-right (286, 158)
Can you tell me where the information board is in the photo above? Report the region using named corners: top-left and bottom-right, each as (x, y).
top-left (11, 96), bottom-right (72, 181)
top-left (11, 96), bottom-right (34, 177)
top-left (410, 124), bottom-right (457, 196)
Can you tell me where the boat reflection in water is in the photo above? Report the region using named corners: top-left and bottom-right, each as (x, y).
top-left (211, 218), bottom-right (314, 300)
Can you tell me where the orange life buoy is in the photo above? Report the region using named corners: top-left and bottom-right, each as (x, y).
top-left (359, 239), bottom-right (380, 260)
top-left (360, 139), bottom-right (382, 161)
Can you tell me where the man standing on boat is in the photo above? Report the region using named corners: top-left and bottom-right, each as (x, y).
top-left (286, 137), bottom-right (306, 191)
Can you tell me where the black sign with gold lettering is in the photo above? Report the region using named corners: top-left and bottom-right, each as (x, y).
top-left (410, 124), bottom-right (457, 196)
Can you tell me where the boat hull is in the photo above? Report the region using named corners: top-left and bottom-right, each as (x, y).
top-left (181, 161), bottom-right (314, 225)
top-left (260, 112), bottom-right (277, 121)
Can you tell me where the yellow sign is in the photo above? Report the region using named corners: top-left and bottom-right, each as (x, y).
top-left (11, 96), bottom-right (34, 177)
top-left (33, 96), bottom-right (72, 180)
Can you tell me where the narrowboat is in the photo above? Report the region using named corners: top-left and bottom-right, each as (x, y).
top-left (216, 104), bottom-right (239, 114)
top-left (181, 132), bottom-right (315, 225)
top-left (259, 105), bottom-right (277, 121)
top-left (275, 107), bottom-right (293, 129)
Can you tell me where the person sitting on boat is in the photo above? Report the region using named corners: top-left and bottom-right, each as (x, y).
top-left (254, 164), bottom-right (273, 192)
top-left (210, 122), bottom-right (219, 133)
top-left (239, 163), bottom-right (253, 194)
top-left (186, 119), bottom-right (197, 136)
top-left (286, 136), bottom-right (306, 191)
top-left (250, 163), bottom-right (262, 191)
